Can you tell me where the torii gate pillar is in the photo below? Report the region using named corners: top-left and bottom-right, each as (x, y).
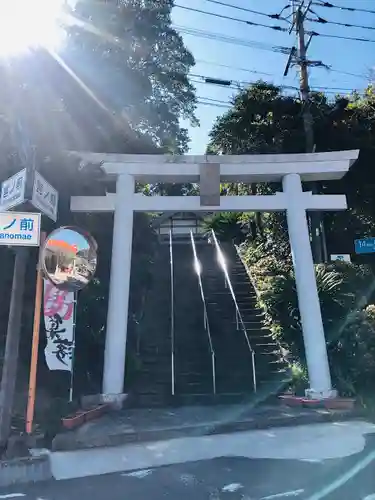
top-left (70, 150), bottom-right (359, 403)
top-left (283, 173), bottom-right (333, 398)
top-left (102, 174), bottom-right (134, 396)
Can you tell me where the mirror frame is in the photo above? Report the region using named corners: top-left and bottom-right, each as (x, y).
top-left (41, 225), bottom-right (98, 291)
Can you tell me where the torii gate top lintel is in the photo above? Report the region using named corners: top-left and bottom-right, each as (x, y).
top-left (72, 150), bottom-right (359, 183)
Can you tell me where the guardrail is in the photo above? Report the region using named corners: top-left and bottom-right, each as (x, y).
top-left (169, 230), bottom-right (175, 395)
top-left (190, 231), bottom-right (216, 394)
top-left (211, 230), bottom-right (257, 393)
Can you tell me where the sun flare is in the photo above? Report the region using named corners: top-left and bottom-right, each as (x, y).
top-left (0, 0), bottom-right (67, 56)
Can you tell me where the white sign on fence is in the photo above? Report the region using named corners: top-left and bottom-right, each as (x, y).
top-left (31, 171), bottom-right (58, 222)
top-left (0, 169), bottom-right (26, 210)
top-left (0, 212), bottom-right (41, 246)
top-left (43, 280), bottom-right (76, 372)
top-left (330, 254), bottom-right (351, 263)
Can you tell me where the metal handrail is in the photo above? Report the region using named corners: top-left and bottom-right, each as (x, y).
top-left (190, 231), bottom-right (216, 394)
top-left (169, 230), bottom-right (175, 396)
top-left (211, 230), bottom-right (257, 393)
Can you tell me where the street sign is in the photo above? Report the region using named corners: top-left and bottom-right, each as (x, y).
top-left (0, 212), bottom-right (41, 246)
top-left (0, 169), bottom-right (27, 211)
top-left (330, 254), bottom-right (351, 263)
top-left (354, 238), bottom-right (375, 255)
top-left (31, 171), bottom-right (58, 222)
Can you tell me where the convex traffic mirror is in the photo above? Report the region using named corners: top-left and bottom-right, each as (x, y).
top-left (42, 226), bottom-right (97, 291)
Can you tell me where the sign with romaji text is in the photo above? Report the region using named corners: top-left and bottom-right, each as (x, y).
top-left (31, 171), bottom-right (58, 222)
top-left (0, 212), bottom-right (41, 246)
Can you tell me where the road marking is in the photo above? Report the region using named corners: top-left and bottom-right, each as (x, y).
top-left (122, 469), bottom-right (153, 479)
top-left (0, 495), bottom-right (26, 499)
top-left (222, 483), bottom-right (243, 492)
top-left (179, 473), bottom-right (197, 486)
top-left (306, 450), bottom-right (375, 500)
top-left (260, 490), bottom-right (304, 499)
top-left (363, 495), bottom-right (375, 499)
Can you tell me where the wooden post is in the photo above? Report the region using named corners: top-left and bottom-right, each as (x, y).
top-left (26, 232), bottom-right (46, 435)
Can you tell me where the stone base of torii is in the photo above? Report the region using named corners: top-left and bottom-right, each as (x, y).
top-left (70, 150), bottom-right (359, 404)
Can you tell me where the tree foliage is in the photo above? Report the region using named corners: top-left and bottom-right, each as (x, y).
top-left (207, 81), bottom-right (375, 260)
top-left (66, 0), bottom-right (198, 153)
top-left (0, 0), bottom-right (198, 411)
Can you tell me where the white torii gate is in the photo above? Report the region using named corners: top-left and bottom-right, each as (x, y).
top-left (71, 149), bottom-right (359, 403)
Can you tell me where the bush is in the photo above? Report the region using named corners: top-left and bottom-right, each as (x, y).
top-left (242, 240), bottom-right (375, 400)
top-left (203, 212), bottom-right (246, 244)
top-left (289, 362), bottom-right (308, 395)
top-left (329, 305), bottom-right (375, 397)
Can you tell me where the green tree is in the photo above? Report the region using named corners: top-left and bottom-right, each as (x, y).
top-left (65, 0), bottom-right (198, 153)
top-left (207, 81), bottom-right (375, 258)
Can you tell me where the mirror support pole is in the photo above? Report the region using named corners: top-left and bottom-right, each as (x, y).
top-left (26, 232), bottom-right (46, 435)
top-left (103, 174), bottom-right (134, 397)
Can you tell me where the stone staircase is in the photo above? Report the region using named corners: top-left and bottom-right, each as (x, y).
top-left (128, 239), bottom-right (289, 408)
top-left (221, 242), bottom-right (290, 396)
top-left (129, 244), bottom-right (173, 408)
top-left (198, 244), bottom-right (255, 398)
top-left (173, 244), bottom-right (216, 404)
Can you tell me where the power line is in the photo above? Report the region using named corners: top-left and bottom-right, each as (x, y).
top-left (195, 59), bottom-right (273, 77)
top-left (175, 25), bottom-right (367, 82)
top-left (308, 13), bottom-right (375, 32)
top-left (202, 0), bottom-right (288, 21)
top-left (198, 96), bottom-right (231, 106)
top-left (174, 3), bottom-right (375, 44)
top-left (328, 68), bottom-right (365, 79)
top-left (312, 0), bottom-right (375, 16)
top-left (175, 25), bottom-right (290, 54)
top-left (174, 4), bottom-right (288, 32)
top-left (202, 0), bottom-right (375, 34)
top-left (177, 1), bottom-right (375, 42)
top-left (309, 30), bottom-right (375, 44)
top-left (197, 98), bottom-right (227, 107)
top-left (196, 82), bottom-right (365, 109)
top-left (177, 27), bottom-right (365, 80)
top-left (191, 73), bottom-right (362, 94)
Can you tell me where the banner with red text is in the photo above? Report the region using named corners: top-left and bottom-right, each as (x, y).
top-left (43, 279), bottom-right (76, 372)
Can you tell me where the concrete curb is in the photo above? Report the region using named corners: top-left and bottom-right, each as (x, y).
top-left (0, 454), bottom-right (53, 488)
top-left (52, 408), bottom-right (370, 452)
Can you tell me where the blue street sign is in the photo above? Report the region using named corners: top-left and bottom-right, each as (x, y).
top-left (354, 238), bottom-right (375, 254)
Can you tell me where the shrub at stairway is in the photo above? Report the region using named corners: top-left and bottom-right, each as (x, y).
top-left (241, 243), bottom-right (375, 398)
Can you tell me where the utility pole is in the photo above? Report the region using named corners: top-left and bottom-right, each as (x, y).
top-left (0, 247), bottom-right (29, 448)
top-left (286, 0), bottom-right (324, 263)
top-left (296, 6), bottom-right (314, 152)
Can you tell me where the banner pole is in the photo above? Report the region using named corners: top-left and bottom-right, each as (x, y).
top-left (69, 292), bottom-right (78, 403)
top-left (26, 232), bottom-right (46, 435)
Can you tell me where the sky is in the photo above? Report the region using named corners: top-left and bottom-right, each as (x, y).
top-left (171, 0), bottom-right (375, 154)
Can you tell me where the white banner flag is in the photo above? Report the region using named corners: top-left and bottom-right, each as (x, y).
top-left (43, 279), bottom-right (76, 372)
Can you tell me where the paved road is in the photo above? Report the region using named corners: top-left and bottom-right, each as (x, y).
top-left (2, 422), bottom-right (375, 499)
top-left (1, 450), bottom-right (375, 500)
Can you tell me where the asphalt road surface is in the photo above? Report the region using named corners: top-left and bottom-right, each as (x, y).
top-left (1, 449), bottom-right (375, 500)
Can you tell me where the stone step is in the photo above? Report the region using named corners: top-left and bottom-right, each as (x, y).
top-left (176, 381), bottom-right (215, 392)
top-left (229, 320), bottom-right (263, 327)
top-left (253, 342), bottom-right (280, 347)
top-left (173, 392), bottom-right (253, 407)
top-left (208, 290), bottom-right (255, 297)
